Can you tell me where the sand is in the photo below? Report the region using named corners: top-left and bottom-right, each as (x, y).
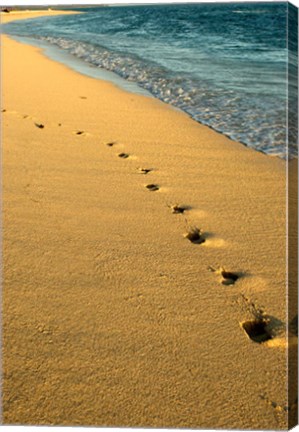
top-left (1, 10), bottom-right (297, 429)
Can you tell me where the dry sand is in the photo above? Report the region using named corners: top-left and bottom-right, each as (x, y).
top-left (1, 10), bottom-right (297, 429)
top-left (0, 9), bottom-right (81, 23)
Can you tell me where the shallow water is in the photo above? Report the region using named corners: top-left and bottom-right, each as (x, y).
top-left (3, 3), bottom-right (298, 158)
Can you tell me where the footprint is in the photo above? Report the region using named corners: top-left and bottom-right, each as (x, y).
top-left (170, 204), bottom-right (190, 214)
top-left (118, 153), bottom-right (130, 159)
top-left (1, 109), bottom-right (6, 113)
top-left (208, 266), bottom-right (239, 285)
top-left (106, 142), bottom-right (116, 147)
top-left (146, 184), bottom-right (159, 192)
top-left (241, 318), bottom-right (272, 343)
top-left (79, 96), bottom-right (87, 99)
top-left (221, 270), bottom-right (239, 285)
top-left (138, 167), bottom-right (152, 175)
top-left (184, 227), bottom-right (205, 244)
top-left (75, 131), bottom-right (85, 135)
top-left (34, 123), bottom-right (45, 129)
top-left (238, 295), bottom-right (285, 345)
top-left (171, 205), bottom-right (185, 214)
top-left (58, 123), bottom-right (62, 127)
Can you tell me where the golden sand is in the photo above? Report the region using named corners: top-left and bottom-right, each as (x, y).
top-left (1, 10), bottom-right (296, 429)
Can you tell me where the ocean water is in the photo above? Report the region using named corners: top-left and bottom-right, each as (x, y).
top-left (2, 3), bottom-right (298, 158)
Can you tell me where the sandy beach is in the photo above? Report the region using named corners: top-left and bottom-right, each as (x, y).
top-left (1, 10), bottom-right (297, 429)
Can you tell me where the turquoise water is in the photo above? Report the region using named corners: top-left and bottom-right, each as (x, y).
top-left (2, 3), bottom-right (297, 158)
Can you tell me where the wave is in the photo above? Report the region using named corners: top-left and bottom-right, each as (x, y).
top-left (3, 0), bottom-right (294, 160)
top-left (232, 10), bottom-right (270, 14)
top-left (34, 35), bottom-right (290, 159)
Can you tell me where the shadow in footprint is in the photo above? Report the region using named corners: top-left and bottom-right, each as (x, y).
top-left (241, 311), bottom-right (284, 344)
top-left (170, 204), bottom-right (191, 214)
top-left (118, 153), bottom-right (130, 159)
top-left (242, 319), bottom-right (272, 343)
top-left (138, 167), bottom-right (152, 175)
top-left (76, 131), bottom-right (85, 135)
top-left (184, 227), bottom-right (205, 244)
top-left (146, 184), bottom-right (159, 192)
top-left (208, 266), bottom-right (241, 285)
top-left (35, 123), bottom-right (44, 129)
top-left (221, 269), bottom-right (239, 285)
top-left (106, 142), bottom-right (116, 147)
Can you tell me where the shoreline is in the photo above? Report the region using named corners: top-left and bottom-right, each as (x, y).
top-left (1, 9), bottom-right (290, 160)
top-left (3, 31), bottom-right (286, 160)
top-left (2, 10), bottom-right (295, 429)
top-left (5, 33), bottom-right (154, 99)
